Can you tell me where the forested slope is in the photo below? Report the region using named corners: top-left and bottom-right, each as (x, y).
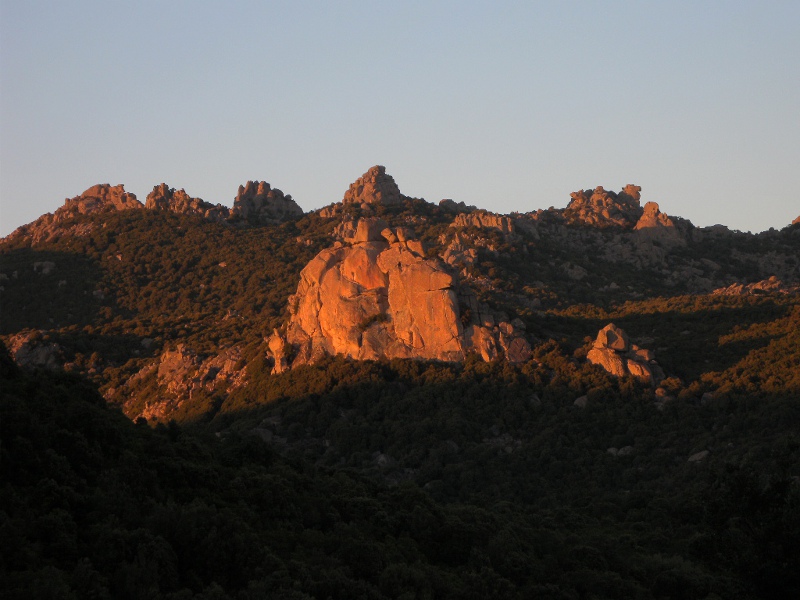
top-left (2, 184), bottom-right (799, 598)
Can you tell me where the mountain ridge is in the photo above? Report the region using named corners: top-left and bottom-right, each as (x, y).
top-left (1, 165), bottom-right (798, 424)
top-left (2, 165), bottom-right (799, 599)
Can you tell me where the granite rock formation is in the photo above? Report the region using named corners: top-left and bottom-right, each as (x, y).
top-left (7, 184), bottom-right (143, 243)
top-left (439, 199), bottom-right (478, 214)
top-left (145, 184), bottom-right (230, 221)
top-left (342, 165), bottom-right (402, 206)
top-left (7, 331), bottom-right (63, 371)
top-left (231, 181), bottom-right (303, 224)
top-left (587, 323), bottom-right (663, 385)
top-left (564, 185), bottom-right (644, 228)
top-left (62, 184), bottom-right (144, 215)
top-left (712, 276), bottom-right (799, 296)
top-left (267, 217), bottom-right (531, 372)
top-left (634, 201), bottom-right (686, 246)
top-left (108, 344), bottom-right (247, 422)
top-left (451, 211), bottom-right (515, 235)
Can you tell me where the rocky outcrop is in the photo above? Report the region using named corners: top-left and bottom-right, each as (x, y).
top-left (793, 215), bottom-right (800, 226)
top-left (712, 276), bottom-right (799, 296)
top-left (7, 184), bottom-right (143, 243)
top-left (6, 331), bottom-right (63, 371)
top-left (439, 199), bottom-right (477, 214)
top-left (451, 211), bottom-right (514, 235)
top-left (634, 201), bottom-right (686, 246)
top-left (231, 181), bottom-right (303, 224)
top-left (145, 184), bottom-right (230, 221)
top-left (63, 184), bottom-right (143, 215)
top-left (587, 323), bottom-right (663, 385)
top-left (441, 232), bottom-right (479, 268)
top-left (564, 185), bottom-right (643, 228)
top-left (266, 218), bottom-right (531, 372)
top-left (342, 166), bottom-right (401, 206)
top-left (113, 344), bottom-right (247, 422)
top-left (634, 201), bottom-right (674, 231)
top-left (154, 344), bottom-right (246, 397)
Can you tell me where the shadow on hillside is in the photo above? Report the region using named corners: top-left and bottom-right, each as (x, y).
top-left (169, 352), bottom-right (800, 516)
top-left (52, 329), bottom-right (159, 364)
top-left (540, 299), bottom-right (793, 381)
top-left (0, 248), bottom-right (108, 334)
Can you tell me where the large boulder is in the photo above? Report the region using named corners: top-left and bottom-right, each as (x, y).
top-left (587, 323), bottom-right (663, 385)
top-left (267, 219), bottom-right (531, 372)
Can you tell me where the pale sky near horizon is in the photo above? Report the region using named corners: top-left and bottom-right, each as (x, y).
top-left (1, 1), bottom-right (798, 236)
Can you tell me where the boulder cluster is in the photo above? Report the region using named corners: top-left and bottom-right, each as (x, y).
top-left (587, 323), bottom-right (664, 385)
top-left (145, 184), bottom-right (230, 221)
top-left (266, 216), bottom-right (531, 373)
top-left (564, 185), bottom-right (643, 228)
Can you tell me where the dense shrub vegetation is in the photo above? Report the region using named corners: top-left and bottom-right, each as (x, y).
top-left (2, 204), bottom-right (799, 598)
top-left (2, 346), bottom-right (799, 599)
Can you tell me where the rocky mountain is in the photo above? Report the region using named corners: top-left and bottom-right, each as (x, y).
top-left (8, 183), bottom-right (143, 244)
top-left (1, 164), bottom-right (799, 425)
top-left (266, 216), bottom-right (530, 373)
top-left (6, 178), bottom-right (303, 244)
top-left (230, 180), bottom-right (304, 223)
top-left (2, 164), bottom-right (799, 599)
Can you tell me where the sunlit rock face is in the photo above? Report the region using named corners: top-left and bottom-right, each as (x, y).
top-left (267, 217), bottom-right (531, 372)
top-left (342, 165), bottom-right (402, 206)
top-left (63, 184), bottom-right (144, 215)
top-left (451, 211), bottom-right (515, 235)
top-left (5, 184), bottom-right (143, 244)
top-left (145, 184), bottom-right (230, 221)
top-left (564, 185), bottom-right (644, 228)
top-left (587, 323), bottom-right (664, 385)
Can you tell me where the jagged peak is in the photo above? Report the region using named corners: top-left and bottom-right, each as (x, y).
top-left (145, 183), bottom-right (197, 209)
top-left (342, 165), bottom-right (402, 206)
top-left (231, 179), bottom-right (303, 224)
top-left (564, 184), bottom-right (644, 228)
top-left (64, 183), bottom-right (143, 214)
top-left (145, 183), bottom-right (230, 221)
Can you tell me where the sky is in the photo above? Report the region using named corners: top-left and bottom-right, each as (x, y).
top-left (1, 1), bottom-right (798, 236)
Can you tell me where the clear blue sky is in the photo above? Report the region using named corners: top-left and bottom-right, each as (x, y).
top-left (2, 1), bottom-right (798, 236)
